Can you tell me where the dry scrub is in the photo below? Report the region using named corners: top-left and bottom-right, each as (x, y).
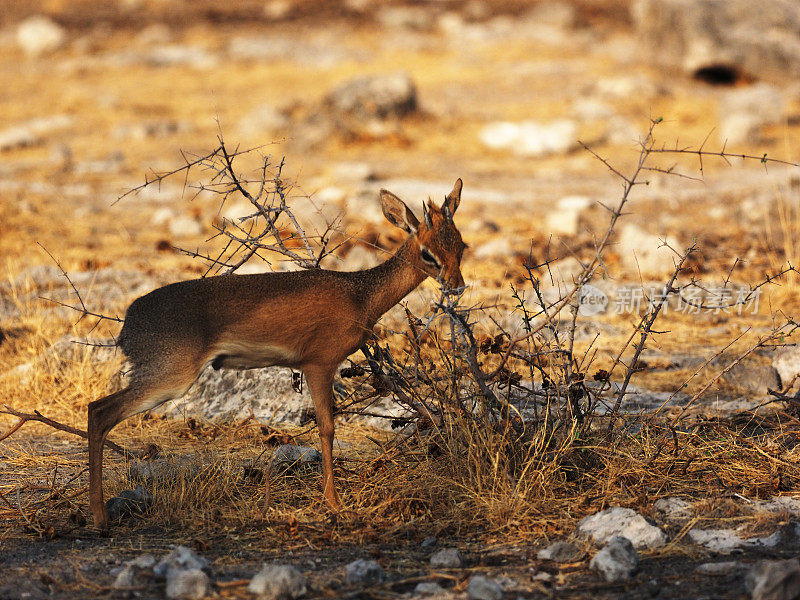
top-left (2, 122), bottom-right (800, 550)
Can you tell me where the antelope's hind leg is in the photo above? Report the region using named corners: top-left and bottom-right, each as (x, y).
top-left (88, 362), bottom-right (202, 528)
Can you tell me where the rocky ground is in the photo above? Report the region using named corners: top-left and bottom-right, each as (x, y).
top-left (2, 1), bottom-right (800, 599)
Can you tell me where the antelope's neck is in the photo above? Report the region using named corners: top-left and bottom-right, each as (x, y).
top-left (359, 238), bottom-right (426, 325)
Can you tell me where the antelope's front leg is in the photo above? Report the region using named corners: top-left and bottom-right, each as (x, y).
top-left (303, 365), bottom-right (341, 511)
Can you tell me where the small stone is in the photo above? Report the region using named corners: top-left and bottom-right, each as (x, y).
top-left (105, 485), bottom-right (153, 521)
top-left (238, 104), bottom-right (289, 134)
top-left (430, 548), bottom-right (463, 568)
top-left (330, 162), bottom-right (375, 183)
top-left (616, 224), bottom-right (683, 277)
top-left (589, 536), bottom-right (639, 582)
top-left (536, 541), bottom-right (581, 563)
top-left (247, 564), bottom-right (307, 600)
top-left (339, 245), bottom-right (381, 271)
top-left (169, 215), bottom-right (203, 237)
top-left (479, 120), bottom-right (578, 157)
top-left (720, 84), bottom-right (785, 146)
top-left (466, 575), bottom-right (503, 600)
top-left (545, 195), bottom-right (593, 236)
top-left (376, 6), bottom-right (434, 31)
top-left (154, 546), bottom-right (208, 578)
top-left (746, 559), bottom-right (800, 600)
top-left (653, 497), bottom-right (692, 520)
top-left (414, 582), bottom-right (445, 595)
top-left (577, 507), bottom-right (667, 549)
top-left (721, 361), bottom-right (781, 397)
top-left (345, 559), bottom-right (386, 585)
top-left (271, 445), bottom-right (322, 473)
top-left (773, 347), bottom-right (800, 391)
top-left (758, 497), bottom-right (800, 517)
top-left (146, 45), bottom-right (217, 69)
top-left (696, 561), bottom-right (741, 576)
top-left (165, 568), bottom-right (209, 600)
top-left (325, 73), bottom-right (418, 121)
top-left (129, 456), bottom-right (201, 487)
top-left (129, 554), bottom-right (157, 569)
top-left (113, 565), bottom-right (135, 589)
top-left (421, 536), bottom-right (438, 549)
top-left (473, 238), bottom-right (513, 260)
top-left (17, 15), bottom-right (66, 57)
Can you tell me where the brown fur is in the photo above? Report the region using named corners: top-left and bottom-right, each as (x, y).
top-left (87, 179), bottom-right (466, 528)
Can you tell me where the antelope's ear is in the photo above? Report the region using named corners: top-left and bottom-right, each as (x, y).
top-left (443, 178), bottom-right (462, 218)
top-left (380, 189), bottom-right (419, 234)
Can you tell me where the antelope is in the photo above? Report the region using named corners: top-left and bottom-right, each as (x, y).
top-left (87, 179), bottom-right (466, 528)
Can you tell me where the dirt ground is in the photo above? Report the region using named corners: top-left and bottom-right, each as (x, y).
top-left (2, 1), bottom-right (800, 599)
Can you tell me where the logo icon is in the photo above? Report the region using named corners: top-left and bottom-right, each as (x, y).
top-left (578, 284), bottom-right (608, 316)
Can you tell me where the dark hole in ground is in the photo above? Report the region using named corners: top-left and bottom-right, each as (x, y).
top-left (694, 64), bottom-right (740, 85)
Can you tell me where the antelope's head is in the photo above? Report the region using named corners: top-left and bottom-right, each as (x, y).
top-left (380, 178), bottom-right (466, 291)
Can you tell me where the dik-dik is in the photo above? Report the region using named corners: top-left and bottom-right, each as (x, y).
top-left (88, 179), bottom-right (466, 528)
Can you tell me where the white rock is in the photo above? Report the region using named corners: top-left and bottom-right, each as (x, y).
top-left (165, 568), bottom-right (209, 600)
top-left (414, 582), bottom-right (446, 595)
top-left (271, 444), bottom-right (322, 472)
top-left (247, 564), bottom-right (307, 600)
top-left (129, 456), bottom-right (202, 487)
top-left (377, 6), bottom-right (434, 30)
top-left (773, 346), bottom-right (800, 389)
top-left (617, 224), bottom-right (682, 277)
top-left (688, 528), bottom-right (781, 553)
top-left (147, 45), bottom-right (217, 69)
top-left (537, 541), bottom-right (581, 563)
top-left (239, 104), bottom-right (289, 134)
top-left (429, 548), bottom-right (463, 568)
top-left (17, 16), bottom-right (66, 57)
top-left (653, 497), bottom-right (692, 520)
top-left (329, 162), bottom-right (375, 183)
top-left (695, 561), bottom-right (741, 576)
top-left (128, 554), bottom-right (157, 569)
top-left (155, 366), bottom-right (312, 424)
top-left (479, 120), bottom-right (577, 157)
top-left (746, 559), bottom-right (800, 600)
top-left (326, 73), bottom-right (418, 120)
top-left (113, 565), bottom-right (136, 589)
top-left (345, 189), bottom-right (385, 224)
top-left (0, 125), bottom-right (37, 151)
top-left (758, 496), bottom-right (800, 517)
top-left (345, 559), bottom-right (386, 585)
top-left (577, 507), bottom-right (667, 549)
top-left (220, 201), bottom-right (254, 223)
top-left (287, 195), bottom-right (343, 236)
top-left (339, 245), bottom-right (381, 271)
top-left (589, 536), bottom-right (638, 582)
top-left (473, 238), bottom-right (514, 260)
top-left (720, 84), bottom-right (785, 146)
top-left (314, 186), bottom-right (347, 206)
top-left (545, 197), bottom-right (592, 236)
top-left (634, 0), bottom-right (800, 83)
top-left (594, 76), bottom-right (656, 99)
top-left (466, 575), bottom-right (503, 600)
top-left (346, 396), bottom-right (414, 431)
top-left (151, 207), bottom-right (177, 226)
top-left (168, 215), bottom-right (203, 237)
top-left (572, 98), bottom-right (614, 121)
top-left (154, 546), bottom-right (208, 578)
top-left (136, 23), bottom-right (172, 45)
top-left (264, 0), bottom-right (292, 19)
top-left (0, 114), bottom-right (73, 151)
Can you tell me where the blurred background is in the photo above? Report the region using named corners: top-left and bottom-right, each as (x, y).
top-left (1, 0), bottom-right (799, 300)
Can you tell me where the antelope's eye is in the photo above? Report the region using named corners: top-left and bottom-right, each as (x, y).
top-left (420, 248), bottom-right (440, 267)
